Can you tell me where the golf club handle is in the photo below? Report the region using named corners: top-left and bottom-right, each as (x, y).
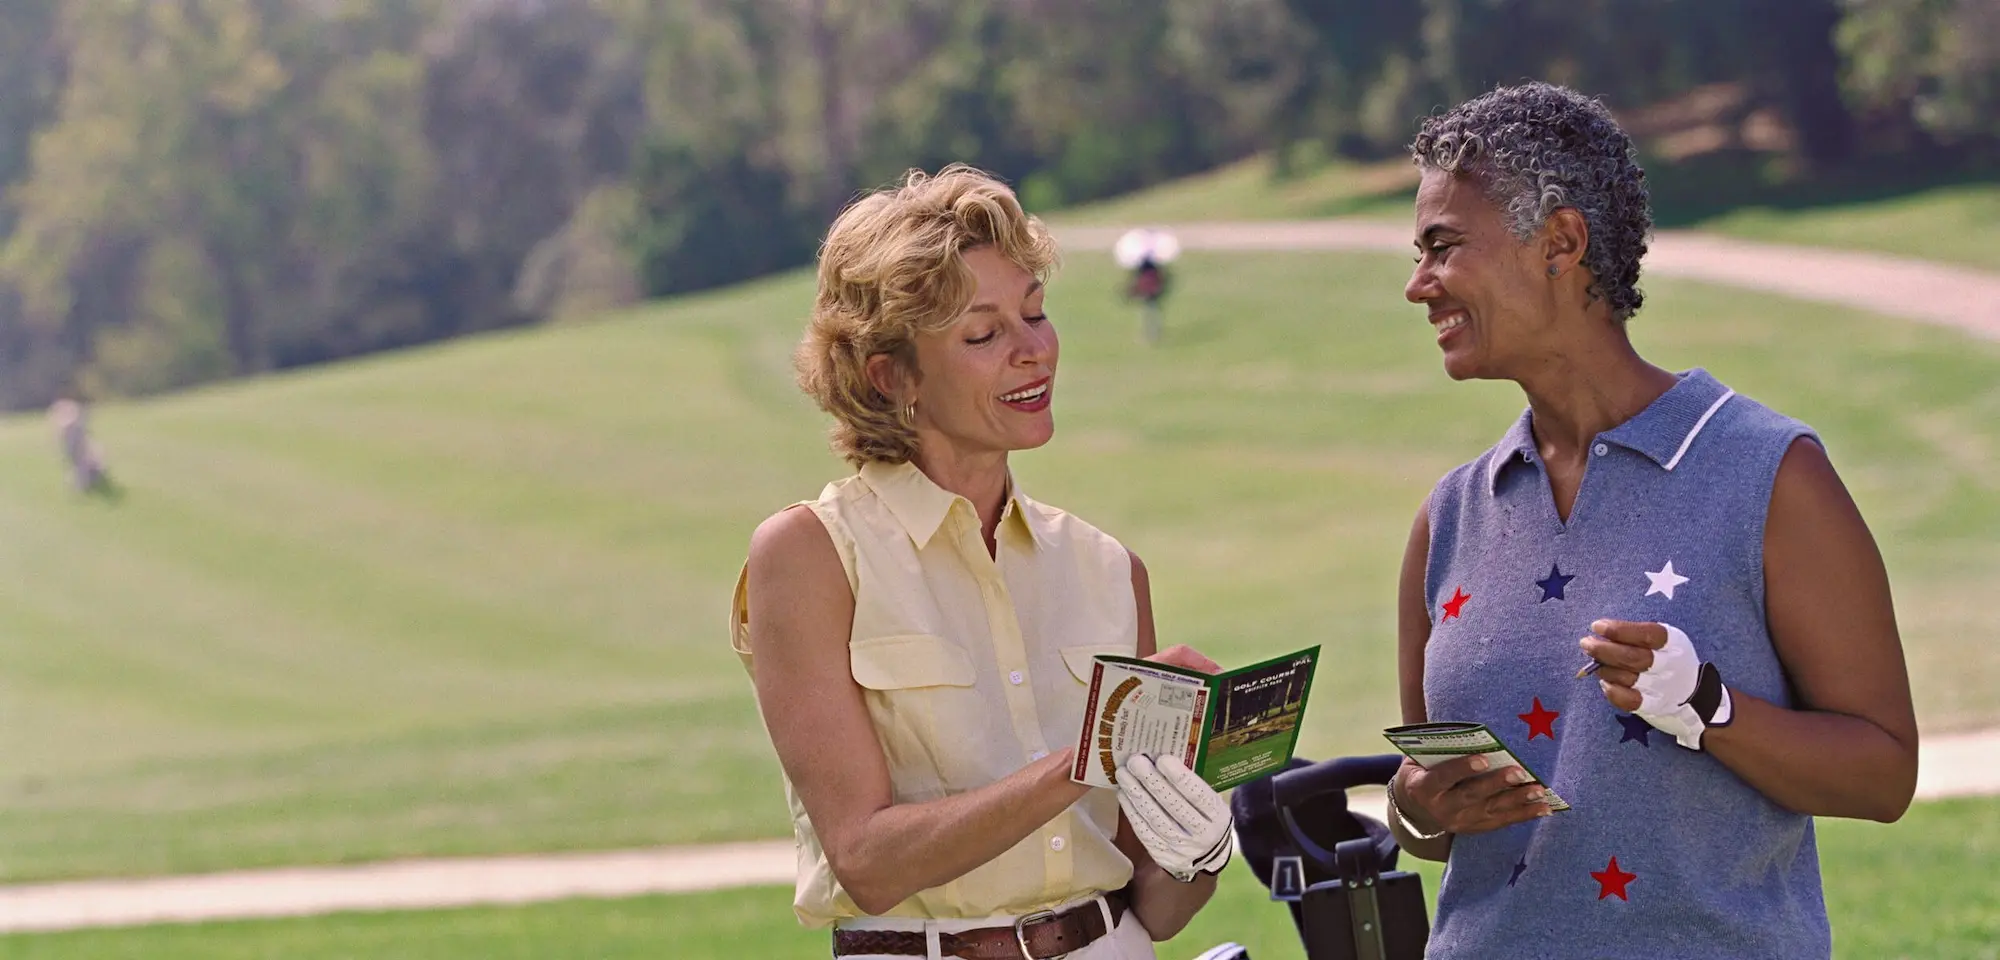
top-left (1271, 754), bottom-right (1404, 808)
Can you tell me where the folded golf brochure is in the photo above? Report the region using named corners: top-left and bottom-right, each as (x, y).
top-left (1071, 646), bottom-right (1320, 792)
top-left (1381, 722), bottom-right (1571, 811)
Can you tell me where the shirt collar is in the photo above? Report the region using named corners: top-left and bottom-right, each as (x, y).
top-left (1485, 408), bottom-right (1540, 493)
top-left (1599, 368), bottom-right (1735, 470)
top-left (1488, 368), bottom-right (1735, 494)
top-left (857, 460), bottom-right (1045, 551)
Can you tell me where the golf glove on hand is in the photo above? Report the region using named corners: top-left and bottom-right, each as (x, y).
top-left (1116, 754), bottom-right (1233, 882)
top-left (1633, 623), bottom-right (1734, 750)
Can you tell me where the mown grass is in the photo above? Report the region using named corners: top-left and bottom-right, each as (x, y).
top-left (6, 795), bottom-right (1993, 960)
top-left (2, 248), bottom-right (1995, 882)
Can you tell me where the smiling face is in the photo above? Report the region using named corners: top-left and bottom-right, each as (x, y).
top-left (1404, 170), bottom-right (1557, 381)
top-left (898, 245), bottom-right (1059, 459)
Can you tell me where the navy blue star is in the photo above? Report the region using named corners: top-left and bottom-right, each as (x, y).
top-left (1534, 562), bottom-right (1575, 603)
top-left (1508, 859), bottom-right (1528, 887)
top-left (1616, 713), bottom-right (1652, 747)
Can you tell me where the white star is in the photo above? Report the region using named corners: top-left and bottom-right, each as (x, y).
top-left (1645, 561), bottom-right (1690, 599)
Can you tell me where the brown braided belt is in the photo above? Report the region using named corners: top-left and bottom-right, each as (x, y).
top-left (831, 889), bottom-right (1129, 959)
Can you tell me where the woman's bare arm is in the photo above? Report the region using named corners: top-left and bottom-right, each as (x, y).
top-left (1114, 551), bottom-right (1217, 940)
top-left (745, 506), bottom-right (1089, 914)
top-left (1701, 437), bottom-right (1919, 821)
top-left (1389, 501), bottom-right (1454, 861)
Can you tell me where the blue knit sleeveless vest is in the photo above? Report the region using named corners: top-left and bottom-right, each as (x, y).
top-left (1422, 369), bottom-right (1829, 958)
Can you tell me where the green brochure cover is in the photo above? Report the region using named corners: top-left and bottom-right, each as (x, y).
top-left (1071, 645), bottom-right (1320, 792)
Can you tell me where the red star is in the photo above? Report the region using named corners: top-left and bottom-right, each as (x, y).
top-left (1518, 697), bottom-right (1560, 740)
top-left (1440, 586), bottom-right (1471, 622)
top-left (1591, 856), bottom-right (1637, 900)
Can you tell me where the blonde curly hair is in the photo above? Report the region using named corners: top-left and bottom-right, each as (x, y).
top-left (796, 165), bottom-right (1059, 466)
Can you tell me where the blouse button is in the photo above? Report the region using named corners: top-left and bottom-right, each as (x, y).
top-left (1010, 671), bottom-right (1024, 685)
top-left (1592, 442), bottom-right (1609, 457)
top-left (1049, 836), bottom-right (1066, 852)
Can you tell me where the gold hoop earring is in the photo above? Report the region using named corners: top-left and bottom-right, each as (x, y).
top-left (903, 402), bottom-right (917, 426)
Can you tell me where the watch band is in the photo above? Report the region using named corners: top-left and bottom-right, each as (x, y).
top-left (1687, 661), bottom-right (1727, 724)
top-left (1684, 661), bottom-right (1733, 751)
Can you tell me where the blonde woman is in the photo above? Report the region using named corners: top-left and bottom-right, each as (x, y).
top-left (731, 166), bottom-right (1230, 959)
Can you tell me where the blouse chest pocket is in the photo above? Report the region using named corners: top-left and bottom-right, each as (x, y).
top-left (849, 634), bottom-right (980, 797)
top-left (1059, 645), bottom-right (1133, 683)
top-left (1049, 645), bottom-right (1133, 762)
top-left (850, 633), bottom-right (976, 689)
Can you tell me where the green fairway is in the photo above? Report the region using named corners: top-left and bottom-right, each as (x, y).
top-left (1057, 155), bottom-right (2000, 273)
top-left (6, 795), bottom-right (1995, 959)
top-left (2, 249), bottom-right (1997, 882)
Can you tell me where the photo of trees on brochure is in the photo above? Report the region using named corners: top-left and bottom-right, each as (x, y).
top-left (1072, 645), bottom-right (1320, 792)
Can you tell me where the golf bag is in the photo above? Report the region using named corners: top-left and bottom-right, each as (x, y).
top-left (1231, 755), bottom-right (1430, 960)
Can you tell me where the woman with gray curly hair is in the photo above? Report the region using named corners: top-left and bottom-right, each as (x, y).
top-left (1383, 83), bottom-right (1916, 957)
top-left (731, 165), bottom-right (1229, 959)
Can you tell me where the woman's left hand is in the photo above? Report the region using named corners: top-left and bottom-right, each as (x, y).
top-left (1578, 619), bottom-right (1669, 711)
top-left (1145, 644), bottom-right (1220, 674)
top-left (1116, 754), bottom-right (1233, 882)
top-left (1581, 618), bottom-right (1722, 750)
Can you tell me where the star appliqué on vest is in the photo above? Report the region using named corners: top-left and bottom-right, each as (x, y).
top-left (1644, 560), bottom-right (1690, 599)
top-left (1615, 713), bottom-right (1652, 747)
top-left (1592, 857), bottom-right (1637, 900)
top-left (1519, 697), bottom-right (1560, 740)
top-left (1534, 562), bottom-right (1575, 602)
top-left (1441, 586), bottom-right (1471, 622)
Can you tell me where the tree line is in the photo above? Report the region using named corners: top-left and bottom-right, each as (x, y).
top-left (0, 0), bottom-right (1992, 410)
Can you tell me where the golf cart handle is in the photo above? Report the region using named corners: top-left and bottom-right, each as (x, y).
top-left (1271, 754), bottom-right (1404, 809)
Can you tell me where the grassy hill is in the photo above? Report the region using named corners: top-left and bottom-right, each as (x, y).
top-left (1056, 155), bottom-right (2000, 273)
top-left (2, 247), bottom-right (1997, 883)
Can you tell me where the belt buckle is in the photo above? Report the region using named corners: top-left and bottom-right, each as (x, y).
top-left (1012, 908), bottom-right (1063, 959)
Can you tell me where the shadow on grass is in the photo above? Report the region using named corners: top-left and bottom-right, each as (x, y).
top-left (1258, 147), bottom-right (1998, 228)
top-left (1642, 148), bottom-right (2000, 228)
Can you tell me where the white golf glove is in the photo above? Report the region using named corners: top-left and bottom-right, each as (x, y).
top-left (1115, 754), bottom-right (1233, 882)
top-left (1633, 623), bottom-right (1733, 751)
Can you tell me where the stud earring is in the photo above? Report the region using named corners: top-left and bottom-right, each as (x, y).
top-left (1547, 265), bottom-right (1559, 277)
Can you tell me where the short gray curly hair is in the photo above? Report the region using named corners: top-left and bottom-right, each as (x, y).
top-left (1410, 82), bottom-right (1652, 321)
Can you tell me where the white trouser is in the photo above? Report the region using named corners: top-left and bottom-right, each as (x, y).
top-left (834, 892), bottom-right (1157, 960)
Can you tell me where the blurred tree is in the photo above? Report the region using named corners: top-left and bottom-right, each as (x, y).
top-left (0, 0), bottom-right (447, 393)
top-left (386, 0), bottom-right (644, 351)
top-left (852, 1), bottom-right (1041, 191)
top-left (612, 0), bottom-right (818, 295)
top-left (0, 0), bottom-right (74, 408)
top-left (0, 0), bottom-right (1983, 408)
top-left (1739, 0), bottom-right (1856, 168)
top-left (3, 0), bottom-right (300, 384)
top-left (419, 0), bottom-right (643, 294)
top-left (1003, 0), bottom-right (1236, 206)
top-left (0, 0), bottom-right (656, 401)
top-left (1841, 0), bottom-right (2000, 147)
top-left (1273, 0), bottom-right (1426, 160)
top-left (0, 0), bottom-right (66, 236)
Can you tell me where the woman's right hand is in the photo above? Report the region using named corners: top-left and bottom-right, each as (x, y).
top-left (1396, 756), bottom-right (1553, 836)
top-left (1145, 644), bottom-right (1220, 674)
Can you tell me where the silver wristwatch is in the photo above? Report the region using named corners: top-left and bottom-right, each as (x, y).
top-left (1385, 771), bottom-right (1447, 841)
